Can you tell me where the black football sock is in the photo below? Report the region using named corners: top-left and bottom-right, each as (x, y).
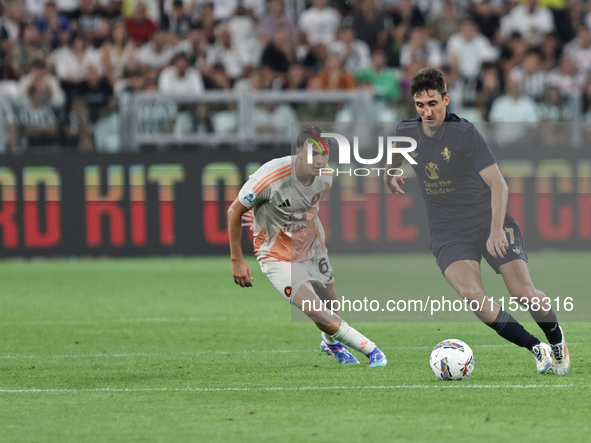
top-left (530, 308), bottom-right (562, 345)
top-left (488, 310), bottom-right (540, 351)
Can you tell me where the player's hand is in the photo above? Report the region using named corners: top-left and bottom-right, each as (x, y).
top-left (241, 209), bottom-right (254, 229)
top-left (487, 229), bottom-right (508, 259)
top-left (385, 175), bottom-right (407, 195)
top-left (231, 258), bottom-right (254, 287)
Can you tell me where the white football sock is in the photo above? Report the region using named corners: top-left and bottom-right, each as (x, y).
top-left (322, 331), bottom-right (338, 345)
top-left (330, 321), bottom-right (376, 356)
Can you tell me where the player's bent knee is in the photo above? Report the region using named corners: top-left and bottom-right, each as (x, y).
top-left (457, 287), bottom-right (485, 302)
top-left (508, 285), bottom-right (538, 302)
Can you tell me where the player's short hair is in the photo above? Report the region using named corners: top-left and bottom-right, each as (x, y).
top-left (410, 67), bottom-right (448, 99)
top-left (296, 125), bottom-right (329, 152)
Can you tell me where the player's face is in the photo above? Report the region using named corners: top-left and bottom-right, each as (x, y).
top-left (414, 90), bottom-right (449, 132)
top-left (297, 143), bottom-right (328, 176)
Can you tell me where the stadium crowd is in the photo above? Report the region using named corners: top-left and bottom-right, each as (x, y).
top-left (1, 0), bottom-right (591, 152)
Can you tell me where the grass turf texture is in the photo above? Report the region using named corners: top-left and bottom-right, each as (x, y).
top-left (0, 253), bottom-right (590, 443)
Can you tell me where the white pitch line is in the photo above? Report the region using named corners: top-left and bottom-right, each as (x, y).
top-left (0, 343), bottom-right (583, 360)
top-left (0, 384), bottom-right (586, 394)
top-left (1, 317), bottom-right (203, 326)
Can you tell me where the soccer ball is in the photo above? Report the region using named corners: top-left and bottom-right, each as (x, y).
top-left (429, 339), bottom-right (475, 381)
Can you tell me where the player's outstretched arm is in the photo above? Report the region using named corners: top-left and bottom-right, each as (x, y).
top-left (480, 164), bottom-right (509, 259)
top-left (384, 152), bottom-right (407, 194)
top-left (227, 198), bottom-right (255, 287)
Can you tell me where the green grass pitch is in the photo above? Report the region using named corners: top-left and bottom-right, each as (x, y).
top-left (1, 253), bottom-right (590, 442)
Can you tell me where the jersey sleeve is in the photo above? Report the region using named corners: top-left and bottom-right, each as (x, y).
top-left (319, 173), bottom-right (333, 190)
top-left (465, 127), bottom-right (497, 173)
top-left (237, 159), bottom-right (290, 209)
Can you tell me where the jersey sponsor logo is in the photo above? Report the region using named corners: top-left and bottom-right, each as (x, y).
top-left (311, 193), bottom-right (321, 206)
top-left (442, 147), bottom-right (451, 162)
top-left (425, 162), bottom-right (440, 180)
top-left (279, 198), bottom-right (291, 207)
top-left (243, 192), bottom-right (255, 203)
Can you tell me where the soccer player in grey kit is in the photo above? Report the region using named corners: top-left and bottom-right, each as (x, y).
top-left (385, 67), bottom-right (570, 375)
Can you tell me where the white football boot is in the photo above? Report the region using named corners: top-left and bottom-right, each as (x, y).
top-left (550, 326), bottom-right (570, 375)
top-left (531, 342), bottom-right (553, 374)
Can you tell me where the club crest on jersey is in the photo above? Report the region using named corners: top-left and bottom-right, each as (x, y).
top-left (425, 162), bottom-right (440, 180)
top-left (442, 147), bottom-right (451, 162)
top-left (284, 286), bottom-right (292, 298)
top-left (243, 192), bottom-right (255, 203)
top-left (311, 193), bottom-right (321, 205)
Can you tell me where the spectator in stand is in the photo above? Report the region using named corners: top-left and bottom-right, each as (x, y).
top-left (298, 0), bottom-right (341, 46)
top-left (327, 20), bottom-right (371, 75)
top-left (75, 64), bottom-right (113, 123)
top-left (399, 26), bottom-right (443, 70)
top-left (194, 2), bottom-right (216, 44)
top-left (206, 23), bottom-right (243, 80)
top-left (475, 62), bottom-right (503, 121)
top-left (135, 30), bottom-right (178, 70)
top-left (35, 1), bottom-right (71, 49)
top-left (6, 60), bottom-right (64, 152)
top-left (72, 0), bottom-right (110, 47)
top-left (64, 97), bottom-right (93, 151)
top-left (302, 40), bottom-right (328, 75)
top-left (564, 25), bottom-right (591, 73)
top-left (124, 2), bottom-right (157, 45)
top-left (204, 64), bottom-right (232, 90)
top-left (256, 0), bottom-right (297, 46)
top-left (470, 0), bottom-right (501, 44)
top-left (183, 28), bottom-right (207, 68)
top-left (538, 85), bottom-right (569, 121)
top-left (426, 0), bottom-right (461, 44)
top-left (390, 0), bottom-right (425, 44)
top-left (114, 66), bottom-right (144, 94)
top-left (311, 53), bottom-right (355, 90)
top-left (261, 24), bottom-right (295, 84)
top-left (489, 74), bottom-right (541, 123)
top-left (228, 5), bottom-right (261, 74)
top-left (15, 59), bottom-right (64, 105)
top-left (508, 49), bottom-right (548, 100)
top-left (549, 54), bottom-right (587, 95)
top-left (499, 32), bottom-right (529, 77)
top-left (1, 0), bottom-right (25, 42)
top-left (53, 32), bottom-right (103, 84)
top-left (282, 63), bottom-right (307, 90)
top-left (210, 0), bottom-right (238, 22)
top-left (158, 52), bottom-right (204, 94)
top-left (10, 22), bottom-right (53, 78)
top-left (94, 97), bottom-right (120, 152)
top-left (447, 18), bottom-right (499, 81)
top-left (355, 48), bottom-right (400, 100)
top-left (101, 19), bottom-right (136, 85)
top-left (539, 32), bottom-right (561, 71)
top-left (161, 0), bottom-right (194, 40)
top-left (501, 0), bottom-right (555, 46)
top-left (351, 0), bottom-right (387, 49)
